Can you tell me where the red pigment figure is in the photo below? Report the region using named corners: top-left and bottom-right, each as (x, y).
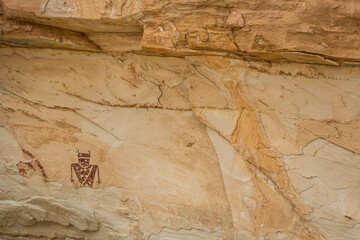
top-left (70, 150), bottom-right (101, 187)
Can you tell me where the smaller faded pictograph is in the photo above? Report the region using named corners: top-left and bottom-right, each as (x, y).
top-left (70, 150), bottom-right (101, 188)
top-left (17, 148), bottom-right (48, 182)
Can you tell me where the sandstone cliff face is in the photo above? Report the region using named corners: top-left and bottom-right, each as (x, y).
top-left (0, 1), bottom-right (359, 240)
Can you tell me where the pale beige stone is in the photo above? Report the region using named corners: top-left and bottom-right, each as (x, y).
top-left (285, 139), bottom-right (360, 239)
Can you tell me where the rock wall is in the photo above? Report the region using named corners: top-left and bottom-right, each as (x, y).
top-left (0, 1), bottom-right (359, 239)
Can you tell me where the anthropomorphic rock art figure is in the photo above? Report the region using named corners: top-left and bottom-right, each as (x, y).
top-left (70, 150), bottom-right (101, 188)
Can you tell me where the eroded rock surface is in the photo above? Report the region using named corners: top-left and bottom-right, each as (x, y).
top-left (0, 1), bottom-right (359, 239)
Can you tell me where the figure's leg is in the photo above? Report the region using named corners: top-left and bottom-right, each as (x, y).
top-left (70, 164), bottom-right (74, 183)
top-left (97, 166), bottom-right (101, 184)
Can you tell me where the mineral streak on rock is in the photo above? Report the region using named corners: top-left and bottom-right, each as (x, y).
top-left (0, 0), bottom-right (359, 239)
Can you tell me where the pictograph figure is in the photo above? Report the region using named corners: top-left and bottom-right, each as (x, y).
top-left (70, 150), bottom-right (100, 188)
top-left (17, 149), bottom-right (48, 182)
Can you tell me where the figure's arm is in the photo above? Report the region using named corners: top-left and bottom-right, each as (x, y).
top-left (70, 164), bottom-right (74, 183)
top-left (97, 166), bottom-right (101, 184)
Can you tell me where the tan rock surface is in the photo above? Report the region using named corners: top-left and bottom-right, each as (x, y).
top-left (0, 1), bottom-right (359, 239)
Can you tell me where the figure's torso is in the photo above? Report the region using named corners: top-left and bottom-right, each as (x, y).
top-left (72, 163), bottom-right (98, 187)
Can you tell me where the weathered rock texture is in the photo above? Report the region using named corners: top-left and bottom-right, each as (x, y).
top-left (0, 1), bottom-right (359, 239)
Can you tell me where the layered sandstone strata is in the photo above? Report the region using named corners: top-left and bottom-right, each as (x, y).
top-left (0, 1), bottom-right (359, 239)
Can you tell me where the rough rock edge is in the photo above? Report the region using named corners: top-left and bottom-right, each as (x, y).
top-left (1, 0), bottom-right (360, 66)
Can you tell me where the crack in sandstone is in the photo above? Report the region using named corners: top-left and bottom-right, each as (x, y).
top-left (191, 64), bottom-right (230, 108)
top-left (41, 0), bottom-right (50, 14)
top-left (0, 43), bottom-right (102, 54)
top-left (0, 84), bottom-right (237, 112)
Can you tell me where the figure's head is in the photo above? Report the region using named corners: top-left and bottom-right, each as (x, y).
top-left (77, 151), bottom-right (91, 167)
